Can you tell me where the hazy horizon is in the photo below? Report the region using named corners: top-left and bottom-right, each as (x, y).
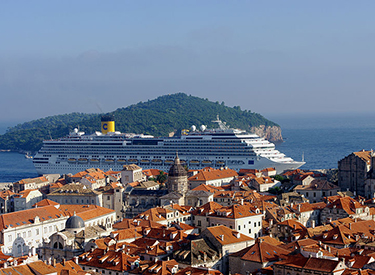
top-left (2, 1), bottom-right (375, 123)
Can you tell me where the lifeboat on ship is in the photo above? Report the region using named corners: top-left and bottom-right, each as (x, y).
top-left (68, 158), bottom-right (77, 163)
top-left (90, 158), bottom-right (99, 163)
top-left (189, 160), bottom-right (200, 165)
top-left (128, 159), bottom-right (138, 164)
top-left (78, 158), bottom-right (88, 163)
top-left (117, 159), bottom-right (127, 163)
top-left (151, 159), bottom-right (163, 164)
top-left (202, 160), bottom-right (213, 165)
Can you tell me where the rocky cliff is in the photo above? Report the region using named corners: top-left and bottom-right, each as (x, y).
top-left (250, 125), bottom-right (283, 143)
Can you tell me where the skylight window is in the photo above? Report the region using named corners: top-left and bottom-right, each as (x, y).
top-left (16, 223), bottom-right (20, 226)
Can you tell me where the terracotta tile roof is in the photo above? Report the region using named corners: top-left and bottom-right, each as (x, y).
top-left (275, 254), bottom-right (344, 273)
top-left (0, 205), bottom-right (66, 230)
top-left (13, 189), bottom-right (39, 198)
top-left (314, 225), bottom-right (357, 246)
top-left (78, 248), bottom-right (140, 272)
top-left (0, 261), bottom-right (57, 275)
top-left (54, 260), bottom-right (84, 275)
top-left (188, 167), bottom-right (237, 181)
top-left (49, 181), bottom-right (65, 189)
top-left (230, 239), bottom-right (290, 263)
top-left (111, 228), bottom-right (142, 241)
top-left (210, 202), bottom-right (263, 219)
top-left (113, 218), bottom-right (163, 230)
top-left (175, 266), bottom-right (223, 275)
top-left (238, 169), bottom-right (260, 175)
top-left (143, 169), bottom-right (163, 177)
top-left (204, 225), bottom-right (253, 245)
top-left (139, 259), bottom-right (179, 275)
top-left (257, 236), bottom-right (284, 246)
top-left (0, 190), bottom-right (15, 200)
top-left (16, 176), bottom-right (48, 185)
top-left (136, 207), bottom-right (173, 222)
top-left (261, 168), bottom-right (276, 172)
top-left (49, 183), bottom-right (100, 196)
top-left (122, 164), bottom-right (142, 171)
top-left (354, 150), bottom-right (372, 164)
top-left (326, 197), bottom-right (364, 214)
top-left (33, 199), bottom-right (60, 208)
top-left (295, 179), bottom-right (339, 191)
top-left (307, 224), bottom-right (334, 238)
top-left (251, 176), bottom-right (275, 185)
top-left (277, 219), bottom-right (307, 231)
top-left (191, 201), bottom-right (223, 216)
top-left (58, 204), bottom-right (115, 221)
top-left (191, 184), bottom-right (223, 193)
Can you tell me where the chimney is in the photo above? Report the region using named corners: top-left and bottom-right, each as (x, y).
top-left (62, 258), bottom-right (66, 266)
top-left (311, 220), bottom-right (315, 228)
top-left (219, 234), bottom-right (224, 241)
top-left (240, 199), bottom-right (244, 205)
top-left (53, 258), bottom-right (56, 267)
top-left (349, 223), bottom-right (352, 230)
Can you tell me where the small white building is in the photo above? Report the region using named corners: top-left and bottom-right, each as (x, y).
top-left (12, 189), bottom-right (43, 212)
top-left (0, 205), bottom-right (69, 257)
top-left (192, 201), bottom-right (264, 239)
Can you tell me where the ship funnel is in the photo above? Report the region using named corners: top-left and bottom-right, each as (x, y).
top-left (101, 114), bottom-right (115, 134)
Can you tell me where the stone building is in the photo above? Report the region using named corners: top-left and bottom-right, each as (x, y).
top-left (41, 214), bottom-right (108, 262)
top-left (338, 150), bottom-right (375, 197)
top-left (167, 154), bottom-right (188, 195)
top-left (121, 164), bottom-right (145, 185)
top-left (161, 154), bottom-right (189, 205)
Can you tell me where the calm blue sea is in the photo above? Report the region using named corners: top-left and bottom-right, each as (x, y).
top-left (270, 113), bottom-right (375, 170)
top-left (0, 113), bottom-right (374, 182)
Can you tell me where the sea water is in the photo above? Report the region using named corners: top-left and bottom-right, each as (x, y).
top-left (270, 113), bottom-right (375, 170)
top-left (0, 113), bottom-right (374, 182)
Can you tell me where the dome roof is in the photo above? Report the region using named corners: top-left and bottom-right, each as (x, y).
top-left (65, 214), bottom-right (85, 229)
top-left (168, 154), bottom-right (187, 177)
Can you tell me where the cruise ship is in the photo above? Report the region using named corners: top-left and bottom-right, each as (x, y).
top-left (33, 115), bottom-right (305, 175)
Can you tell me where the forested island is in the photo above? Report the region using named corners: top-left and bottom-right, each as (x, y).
top-left (0, 93), bottom-right (280, 152)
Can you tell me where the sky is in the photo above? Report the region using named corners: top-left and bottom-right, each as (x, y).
top-left (1, 1), bottom-right (375, 126)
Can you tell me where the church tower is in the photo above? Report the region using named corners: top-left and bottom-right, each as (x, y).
top-left (167, 153), bottom-right (188, 195)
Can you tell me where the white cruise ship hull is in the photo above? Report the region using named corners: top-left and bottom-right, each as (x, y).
top-left (33, 120), bottom-right (305, 175)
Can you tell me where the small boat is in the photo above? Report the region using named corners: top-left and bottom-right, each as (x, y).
top-left (25, 154), bottom-right (33, 159)
top-left (189, 160), bottom-right (200, 165)
top-left (128, 159), bottom-right (138, 164)
top-left (215, 160), bottom-right (226, 165)
top-left (164, 160), bottom-right (173, 164)
top-left (117, 159), bottom-right (127, 163)
top-left (202, 160), bottom-right (212, 165)
top-left (140, 159), bottom-right (150, 164)
top-left (105, 159), bottom-right (115, 163)
top-left (68, 158), bottom-right (77, 163)
top-left (180, 160), bottom-right (187, 165)
top-left (90, 158), bottom-right (99, 162)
